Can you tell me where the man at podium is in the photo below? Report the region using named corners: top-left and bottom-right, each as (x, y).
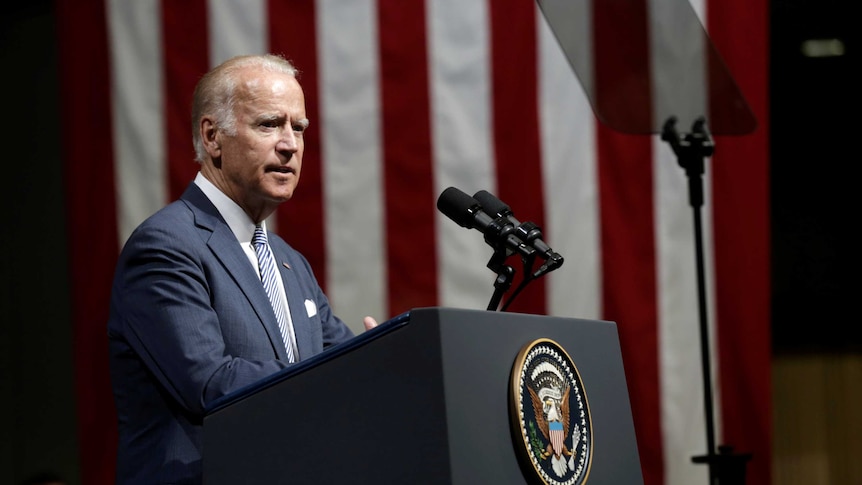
top-left (107, 53), bottom-right (378, 484)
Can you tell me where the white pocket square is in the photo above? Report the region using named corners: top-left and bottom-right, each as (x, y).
top-left (304, 299), bottom-right (317, 318)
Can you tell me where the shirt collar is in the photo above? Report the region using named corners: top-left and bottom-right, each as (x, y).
top-left (193, 172), bottom-right (265, 245)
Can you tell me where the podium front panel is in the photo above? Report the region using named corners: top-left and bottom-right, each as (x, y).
top-left (203, 307), bottom-right (642, 484)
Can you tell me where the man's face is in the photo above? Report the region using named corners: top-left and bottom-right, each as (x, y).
top-left (207, 66), bottom-right (308, 222)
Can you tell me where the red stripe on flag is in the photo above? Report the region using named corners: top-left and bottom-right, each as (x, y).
top-left (598, 127), bottom-right (662, 485)
top-left (56, 0), bottom-right (118, 482)
top-left (708, 0), bottom-right (771, 483)
top-left (377, 0), bottom-right (438, 314)
top-left (592, 0), bottom-right (653, 134)
top-left (269, 0), bottom-right (329, 286)
top-left (593, 1), bottom-right (662, 483)
top-left (162, 0), bottom-right (209, 201)
top-left (489, 0), bottom-right (547, 315)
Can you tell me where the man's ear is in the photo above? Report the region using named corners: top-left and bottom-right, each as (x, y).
top-left (201, 117), bottom-right (221, 158)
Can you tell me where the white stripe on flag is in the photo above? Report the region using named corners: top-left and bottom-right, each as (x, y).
top-left (107, 0), bottom-right (166, 245)
top-left (208, 0), bottom-right (268, 66)
top-left (537, 7), bottom-right (601, 320)
top-left (427, 0), bottom-right (497, 311)
top-left (318, 0), bottom-right (387, 330)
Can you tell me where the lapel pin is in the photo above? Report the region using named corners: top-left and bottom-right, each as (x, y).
top-left (282, 262), bottom-right (291, 270)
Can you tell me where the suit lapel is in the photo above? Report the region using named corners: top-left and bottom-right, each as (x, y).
top-left (181, 184), bottom-right (289, 361)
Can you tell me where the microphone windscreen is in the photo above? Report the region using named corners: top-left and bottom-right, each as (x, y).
top-left (437, 187), bottom-right (481, 228)
top-left (473, 190), bottom-right (510, 217)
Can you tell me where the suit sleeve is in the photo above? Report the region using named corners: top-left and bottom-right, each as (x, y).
top-left (109, 219), bottom-right (287, 416)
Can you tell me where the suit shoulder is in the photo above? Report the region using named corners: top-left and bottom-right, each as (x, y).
top-left (119, 201), bottom-right (207, 255)
top-left (130, 200), bottom-right (196, 236)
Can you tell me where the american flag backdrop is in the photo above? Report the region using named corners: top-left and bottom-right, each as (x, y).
top-left (56, 0), bottom-right (769, 484)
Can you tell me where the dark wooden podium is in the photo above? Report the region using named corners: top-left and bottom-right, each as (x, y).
top-left (203, 307), bottom-right (642, 484)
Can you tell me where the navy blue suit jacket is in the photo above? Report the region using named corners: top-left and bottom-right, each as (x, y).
top-left (108, 183), bottom-right (354, 484)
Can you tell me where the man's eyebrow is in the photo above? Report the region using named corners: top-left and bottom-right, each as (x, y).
top-left (296, 118), bottom-right (310, 129)
top-left (258, 113), bottom-right (283, 122)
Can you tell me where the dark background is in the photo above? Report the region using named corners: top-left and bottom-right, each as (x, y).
top-left (0, 0), bottom-right (856, 483)
top-left (769, 0), bottom-right (856, 351)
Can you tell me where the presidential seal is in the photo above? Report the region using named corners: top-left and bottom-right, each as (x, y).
top-left (510, 339), bottom-right (593, 485)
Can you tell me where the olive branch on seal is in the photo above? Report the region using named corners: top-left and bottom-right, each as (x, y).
top-left (528, 421), bottom-right (545, 459)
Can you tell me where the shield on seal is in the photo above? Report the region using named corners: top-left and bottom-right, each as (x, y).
top-left (549, 420), bottom-right (565, 456)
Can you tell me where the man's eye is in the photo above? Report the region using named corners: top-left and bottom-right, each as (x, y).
top-left (261, 120), bottom-right (279, 128)
top-left (292, 124), bottom-right (306, 133)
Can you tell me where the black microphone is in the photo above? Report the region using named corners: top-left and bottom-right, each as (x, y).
top-left (436, 187), bottom-right (534, 258)
top-left (473, 190), bottom-right (564, 276)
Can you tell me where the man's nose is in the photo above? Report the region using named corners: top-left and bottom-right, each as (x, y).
top-left (277, 129), bottom-right (299, 152)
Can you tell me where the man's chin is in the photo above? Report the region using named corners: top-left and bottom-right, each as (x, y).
top-left (263, 182), bottom-right (297, 203)
top-left (268, 192), bottom-right (293, 204)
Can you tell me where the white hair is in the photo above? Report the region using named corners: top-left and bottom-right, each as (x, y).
top-left (191, 54), bottom-right (298, 162)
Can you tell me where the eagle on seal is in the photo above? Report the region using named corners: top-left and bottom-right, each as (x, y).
top-left (529, 384), bottom-right (576, 476)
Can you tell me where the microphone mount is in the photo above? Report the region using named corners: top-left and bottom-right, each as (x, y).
top-left (436, 186), bottom-right (560, 312)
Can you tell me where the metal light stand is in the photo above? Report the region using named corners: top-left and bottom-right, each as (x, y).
top-left (661, 116), bottom-right (752, 485)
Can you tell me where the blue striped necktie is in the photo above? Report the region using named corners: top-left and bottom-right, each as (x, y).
top-left (252, 225), bottom-right (295, 362)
